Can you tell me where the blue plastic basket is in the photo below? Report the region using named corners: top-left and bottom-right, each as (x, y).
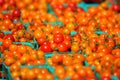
top-left (2, 63), bottom-right (12, 80)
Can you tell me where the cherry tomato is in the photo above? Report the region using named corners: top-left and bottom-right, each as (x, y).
top-left (112, 4), bottom-right (120, 12)
top-left (37, 37), bottom-right (46, 45)
top-left (0, 0), bottom-right (4, 6)
top-left (57, 43), bottom-right (68, 52)
top-left (4, 34), bottom-right (15, 41)
top-left (40, 44), bottom-right (52, 52)
top-left (2, 39), bottom-right (12, 48)
top-left (52, 54), bottom-right (62, 63)
top-left (53, 33), bottom-right (64, 44)
top-left (101, 76), bottom-right (111, 80)
top-left (12, 9), bottom-right (21, 18)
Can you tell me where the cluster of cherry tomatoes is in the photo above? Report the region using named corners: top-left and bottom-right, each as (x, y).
top-left (0, 0), bottom-right (120, 80)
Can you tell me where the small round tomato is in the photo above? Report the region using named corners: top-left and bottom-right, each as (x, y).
top-left (12, 9), bottom-right (21, 18)
top-left (57, 43), bottom-right (68, 52)
top-left (2, 39), bottom-right (12, 48)
top-left (63, 56), bottom-right (72, 66)
top-left (26, 69), bottom-right (36, 79)
top-left (112, 4), bottom-right (120, 12)
top-left (52, 54), bottom-right (62, 63)
top-left (4, 57), bottom-right (15, 66)
top-left (3, 14), bottom-right (12, 20)
top-left (0, 0), bottom-right (4, 6)
top-left (71, 73), bottom-right (81, 80)
top-left (16, 23), bottom-right (23, 30)
top-left (37, 37), bottom-right (46, 45)
top-left (17, 45), bottom-right (27, 54)
top-left (55, 65), bottom-right (65, 78)
top-left (76, 7), bottom-right (84, 12)
top-left (9, 44), bottom-right (18, 51)
top-left (101, 76), bottom-right (111, 80)
top-left (63, 40), bottom-right (71, 49)
top-left (40, 44), bottom-right (52, 52)
top-left (53, 33), bottom-right (64, 44)
top-left (9, 0), bottom-right (16, 6)
top-left (4, 34), bottom-right (15, 41)
top-left (74, 34), bottom-right (81, 40)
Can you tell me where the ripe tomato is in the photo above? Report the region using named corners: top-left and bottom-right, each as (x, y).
top-left (26, 69), bottom-right (36, 79)
top-left (17, 45), bottom-right (27, 54)
top-left (11, 71), bottom-right (19, 79)
top-left (101, 76), bottom-right (111, 80)
top-left (2, 39), bottom-right (12, 48)
top-left (112, 4), bottom-right (120, 12)
top-left (3, 14), bottom-right (12, 20)
top-left (52, 54), bottom-right (62, 63)
top-left (57, 43), bottom-right (68, 52)
top-left (0, 0), bottom-right (4, 6)
top-left (74, 34), bottom-right (81, 40)
top-left (55, 65), bottom-right (65, 78)
top-left (37, 37), bottom-right (46, 45)
top-left (4, 57), bottom-right (15, 66)
top-left (63, 40), bottom-right (71, 49)
top-left (45, 73), bottom-right (54, 80)
top-left (12, 9), bottom-right (21, 19)
top-left (53, 33), bottom-right (64, 44)
top-left (16, 23), bottom-right (23, 30)
top-left (76, 7), bottom-right (84, 12)
top-left (10, 64), bottom-right (20, 72)
top-left (71, 73), bottom-right (81, 80)
top-left (4, 34), bottom-right (15, 41)
top-left (63, 56), bottom-right (72, 66)
top-left (40, 44), bottom-right (52, 52)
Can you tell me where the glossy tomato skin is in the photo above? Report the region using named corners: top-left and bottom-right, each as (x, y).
top-left (4, 34), bottom-right (15, 41)
top-left (53, 33), bottom-right (64, 44)
top-left (57, 43), bottom-right (68, 52)
top-left (101, 76), bottom-right (111, 80)
top-left (37, 37), bottom-right (46, 45)
top-left (2, 39), bottom-right (12, 48)
top-left (3, 14), bottom-right (12, 20)
top-left (40, 44), bottom-right (52, 52)
top-left (112, 4), bottom-right (120, 12)
top-left (12, 10), bottom-right (21, 18)
top-left (0, 0), bottom-right (4, 6)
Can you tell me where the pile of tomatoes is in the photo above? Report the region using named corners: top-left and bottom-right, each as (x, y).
top-left (0, 0), bottom-right (120, 80)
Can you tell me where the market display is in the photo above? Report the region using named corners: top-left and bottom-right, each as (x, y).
top-left (0, 0), bottom-right (120, 80)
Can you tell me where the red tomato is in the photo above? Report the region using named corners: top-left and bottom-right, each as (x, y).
top-left (4, 34), bottom-right (15, 41)
top-left (16, 23), bottom-right (23, 30)
top-left (74, 34), bottom-right (81, 40)
top-left (53, 33), bottom-right (64, 44)
top-left (101, 76), bottom-right (111, 80)
top-left (112, 4), bottom-right (120, 12)
top-left (40, 44), bottom-right (52, 52)
top-left (37, 37), bottom-right (46, 45)
top-left (0, 0), bottom-right (4, 6)
top-left (63, 40), bottom-right (71, 49)
top-left (3, 14), bottom-right (12, 20)
top-left (12, 9), bottom-right (21, 18)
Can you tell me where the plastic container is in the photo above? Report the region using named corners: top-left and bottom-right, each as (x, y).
top-left (2, 63), bottom-right (11, 80)
top-left (77, 2), bottom-right (99, 12)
